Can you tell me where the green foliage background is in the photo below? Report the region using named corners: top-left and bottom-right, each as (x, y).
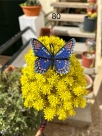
top-left (0, 68), bottom-right (42, 136)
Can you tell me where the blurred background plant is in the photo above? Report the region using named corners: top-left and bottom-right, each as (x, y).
top-left (86, 38), bottom-right (96, 52)
top-left (0, 67), bottom-right (42, 136)
top-left (20, 0), bottom-right (41, 6)
top-left (87, 3), bottom-right (97, 19)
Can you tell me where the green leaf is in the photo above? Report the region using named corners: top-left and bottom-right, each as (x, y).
top-left (0, 68), bottom-right (42, 135)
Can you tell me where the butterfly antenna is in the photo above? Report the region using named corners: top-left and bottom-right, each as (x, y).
top-left (49, 44), bottom-right (54, 70)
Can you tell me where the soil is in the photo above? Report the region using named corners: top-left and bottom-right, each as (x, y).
top-left (85, 53), bottom-right (95, 59)
top-left (44, 84), bottom-right (102, 136)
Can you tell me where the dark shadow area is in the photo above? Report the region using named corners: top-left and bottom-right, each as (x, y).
top-left (0, 0), bottom-right (25, 56)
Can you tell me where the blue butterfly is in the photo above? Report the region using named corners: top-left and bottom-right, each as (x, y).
top-left (30, 38), bottom-right (76, 74)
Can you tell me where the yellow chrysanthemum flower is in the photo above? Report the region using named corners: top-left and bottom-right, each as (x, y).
top-left (63, 101), bottom-right (73, 111)
top-left (20, 36), bottom-right (87, 121)
top-left (68, 108), bottom-right (76, 116)
top-left (41, 84), bottom-right (52, 95)
top-left (57, 108), bottom-right (67, 120)
top-left (48, 94), bottom-right (59, 108)
top-left (32, 99), bottom-right (44, 111)
top-left (44, 107), bottom-right (56, 121)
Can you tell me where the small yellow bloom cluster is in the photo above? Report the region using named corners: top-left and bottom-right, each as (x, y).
top-left (20, 36), bottom-right (87, 121)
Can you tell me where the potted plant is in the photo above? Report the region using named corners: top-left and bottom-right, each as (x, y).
top-left (40, 28), bottom-right (54, 37)
top-left (83, 3), bottom-right (97, 32)
top-left (82, 38), bottom-right (96, 68)
top-left (20, 0), bottom-right (42, 16)
top-left (0, 66), bottom-right (42, 136)
top-left (85, 74), bottom-right (93, 93)
top-left (82, 48), bottom-right (95, 68)
top-left (85, 38), bottom-right (96, 50)
top-left (88, 0), bottom-right (97, 3)
top-left (84, 74), bottom-right (93, 99)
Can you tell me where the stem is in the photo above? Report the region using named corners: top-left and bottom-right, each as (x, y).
top-left (35, 120), bottom-right (48, 136)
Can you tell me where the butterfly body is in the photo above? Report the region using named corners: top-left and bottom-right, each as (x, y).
top-left (30, 38), bottom-right (76, 74)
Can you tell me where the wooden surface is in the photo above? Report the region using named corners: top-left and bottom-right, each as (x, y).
top-left (73, 42), bottom-right (87, 54)
top-left (53, 26), bottom-right (95, 38)
top-left (63, 0), bottom-right (84, 1)
top-left (83, 67), bottom-right (95, 75)
top-left (47, 13), bottom-right (85, 22)
top-left (51, 2), bottom-right (88, 9)
top-left (95, 0), bottom-right (102, 73)
top-left (93, 59), bottom-right (102, 97)
top-left (78, 59), bottom-right (95, 75)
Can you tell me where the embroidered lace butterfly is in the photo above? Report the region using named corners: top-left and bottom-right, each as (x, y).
top-left (30, 38), bottom-right (76, 74)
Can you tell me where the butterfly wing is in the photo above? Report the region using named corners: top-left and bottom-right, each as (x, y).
top-left (35, 58), bottom-right (52, 74)
top-left (30, 38), bottom-right (51, 58)
top-left (54, 38), bottom-right (75, 74)
top-left (55, 38), bottom-right (76, 59)
top-left (54, 59), bottom-right (70, 74)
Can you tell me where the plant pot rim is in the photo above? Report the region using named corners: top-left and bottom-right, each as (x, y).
top-left (82, 51), bottom-right (95, 59)
top-left (83, 51), bottom-right (95, 54)
top-left (20, 5), bottom-right (42, 8)
top-left (85, 74), bottom-right (93, 89)
top-left (84, 16), bottom-right (97, 20)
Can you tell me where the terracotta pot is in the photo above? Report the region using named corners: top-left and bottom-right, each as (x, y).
top-left (20, 6), bottom-right (42, 16)
top-left (4, 65), bottom-right (16, 74)
top-left (40, 28), bottom-right (54, 37)
top-left (85, 74), bottom-right (93, 93)
top-left (82, 52), bottom-right (95, 68)
top-left (88, 0), bottom-right (96, 3)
